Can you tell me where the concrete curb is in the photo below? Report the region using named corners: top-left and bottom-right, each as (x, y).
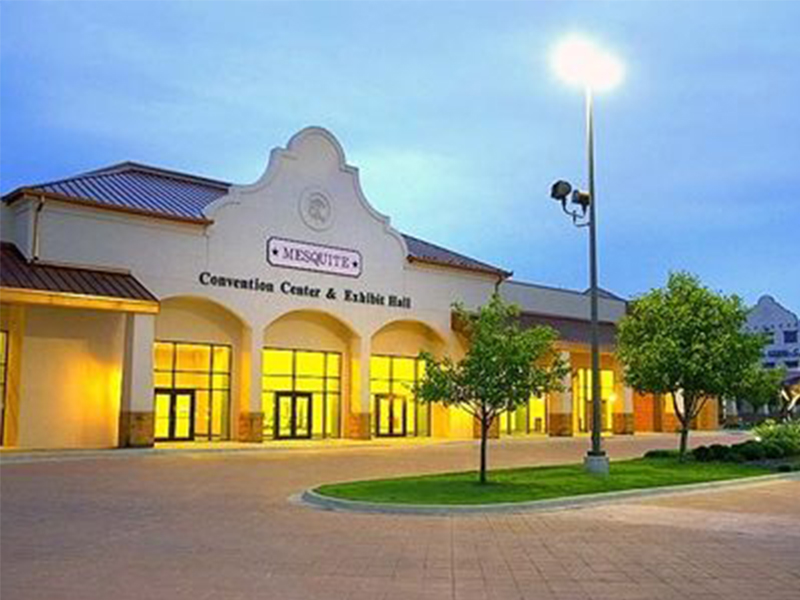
top-left (298, 471), bottom-right (800, 516)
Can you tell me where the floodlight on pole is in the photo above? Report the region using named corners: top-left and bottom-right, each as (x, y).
top-left (547, 34), bottom-right (625, 476)
top-left (551, 34), bottom-right (625, 92)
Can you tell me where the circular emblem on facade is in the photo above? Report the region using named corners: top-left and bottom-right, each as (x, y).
top-left (299, 188), bottom-right (334, 231)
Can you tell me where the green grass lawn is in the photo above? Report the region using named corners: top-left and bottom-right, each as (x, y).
top-left (315, 458), bottom-right (771, 505)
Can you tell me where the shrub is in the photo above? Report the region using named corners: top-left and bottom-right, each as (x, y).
top-left (708, 444), bottom-right (732, 462)
top-left (644, 449), bottom-right (680, 459)
top-left (692, 445), bottom-right (712, 462)
top-left (761, 441), bottom-right (786, 459)
top-left (733, 440), bottom-right (766, 462)
top-left (726, 450), bottom-right (746, 463)
top-left (752, 420), bottom-right (800, 455)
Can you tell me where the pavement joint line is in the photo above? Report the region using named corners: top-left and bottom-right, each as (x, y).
top-left (296, 471), bottom-right (800, 517)
top-left (0, 431), bottom-right (747, 466)
top-left (0, 439), bottom-right (490, 465)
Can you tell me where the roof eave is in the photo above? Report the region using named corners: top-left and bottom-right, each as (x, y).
top-left (3, 188), bottom-right (213, 226)
top-left (408, 255), bottom-right (512, 279)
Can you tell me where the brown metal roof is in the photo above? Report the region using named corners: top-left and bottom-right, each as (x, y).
top-left (518, 311), bottom-right (617, 347)
top-left (3, 161), bottom-right (510, 278)
top-left (403, 234), bottom-right (511, 277)
top-left (0, 242), bottom-right (158, 303)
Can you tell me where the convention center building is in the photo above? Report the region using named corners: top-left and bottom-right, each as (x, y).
top-left (0, 127), bottom-right (717, 449)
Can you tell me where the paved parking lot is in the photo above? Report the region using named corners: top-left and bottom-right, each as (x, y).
top-left (2, 433), bottom-right (798, 600)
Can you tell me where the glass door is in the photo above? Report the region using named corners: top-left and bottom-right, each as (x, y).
top-left (376, 394), bottom-right (407, 437)
top-left (274, 392), bottom-right (313, 439)
top-left (154, 389), bottom-right (196, 441)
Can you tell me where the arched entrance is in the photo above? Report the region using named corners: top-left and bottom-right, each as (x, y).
top-left (262, 310), bottom-right (357, 440)
top-left (154, 296), bottom-right (245, 442)
top-left (370, 320), bottom-right (446, 438)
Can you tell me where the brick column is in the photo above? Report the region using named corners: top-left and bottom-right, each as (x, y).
top-left (119, 313), bottom-right (155, 447)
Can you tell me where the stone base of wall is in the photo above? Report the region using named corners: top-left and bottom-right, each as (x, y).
top-left (548, 412), bottom-right (573, 436)
top-left (118, 411), bottom-right (154, 448)
top-left (238, 412), bottom-right (264, 443)
top-left (346, 413), bottom-right (371, 440)
top-left (613, 413), bottom-right (635, 435)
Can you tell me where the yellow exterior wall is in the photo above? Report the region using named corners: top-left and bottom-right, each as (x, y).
top-left (16, 305), bottom-right (126, 448)
top-left (371, 320), bottom-right (445, 356)
top-left (0, 303), bottom-right (25, 446)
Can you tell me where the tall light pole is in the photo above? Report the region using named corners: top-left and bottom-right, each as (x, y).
top-left (549, 35), bottom-right (625, 475)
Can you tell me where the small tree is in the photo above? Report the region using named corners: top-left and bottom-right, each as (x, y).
top-left (617, 272), bottom-right (764, 459)
top-left (416, 294), bottom-right (567, 484)
top-left (730, 366), bottom-right (785, 419)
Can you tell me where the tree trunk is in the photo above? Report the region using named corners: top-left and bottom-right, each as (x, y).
top-left (675, 392), bottom-right (694, 461)
top-left (479, 416), bottom-right (489, 484)
top-left (679, 425), bottom-right (690, 461)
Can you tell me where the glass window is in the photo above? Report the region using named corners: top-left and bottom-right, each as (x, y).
top-left (784, 330), bottom-right (798, 344)
top-left (262, 348), bottom-right (342, 440)
top-left (263, 349), bottom-right (293, 376)
top-left (176, 344), bottom-right (211, 372)
top-left (573, 368), bottom-right (615, 433)
top-left (154, 342), bottom-right (174, 370)
top-left (153, 341), bottom-right (232, 441)
top-left (212, 346), bottom-right (231, 373)
top-left (370, 356), bottom-right (390, 380)
top-left (369, 355), bottom-right (429, 437)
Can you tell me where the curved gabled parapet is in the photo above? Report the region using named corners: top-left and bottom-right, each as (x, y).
top-left (202, 126), bottom-right (409, 260)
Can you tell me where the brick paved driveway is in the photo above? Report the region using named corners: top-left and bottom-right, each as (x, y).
top-left (2, 433), bottom-right (798, 600)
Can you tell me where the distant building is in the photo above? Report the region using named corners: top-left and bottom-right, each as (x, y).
top-left (745, 295), bottom-right (799, 372)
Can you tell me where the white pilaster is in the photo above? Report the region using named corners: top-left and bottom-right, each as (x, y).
top-left (348, 336), bottom-right (371, 438)
top-left (119, 313), bottom-right (155, 447)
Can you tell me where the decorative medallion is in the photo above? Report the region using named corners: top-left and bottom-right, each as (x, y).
top-left (299, 188), bottom-right (334, 231)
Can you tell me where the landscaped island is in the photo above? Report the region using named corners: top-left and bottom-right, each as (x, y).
top-left (314, 458), bottom-right (772, 506)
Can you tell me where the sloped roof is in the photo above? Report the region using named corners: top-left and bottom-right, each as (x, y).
top-left (403, 234), bottom-right (511, 277)
top-left (518, 311), bottom-right (617, 346)
top-left (0, 242), bottom-right (157, 303)
top-left (3, 162), bottom-right (508, 277)
top-left (583, 287), bottom-right (626, 301)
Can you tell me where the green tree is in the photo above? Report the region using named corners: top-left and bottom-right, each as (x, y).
top-left (617, 272), bottom-right (765, 459)
top-left (416, 294), bottom-right (568, 484)
top-left (731, 366), bottom-right (785, 418)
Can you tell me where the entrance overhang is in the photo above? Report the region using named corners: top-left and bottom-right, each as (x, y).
top-left (0, 287), bottom-right (159, 314)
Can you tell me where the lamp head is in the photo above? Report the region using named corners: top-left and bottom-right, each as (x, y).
top-left (571, 189), bottom-right (591, 213)
top-left (551, 180), bottom-right (572, 202)
top-left (551, 34), bottom-right (625, 92)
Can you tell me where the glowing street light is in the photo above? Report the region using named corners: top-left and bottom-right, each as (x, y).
top-left (551, 34), bottom-right (625, 92)
top-left (548, 35), bottom-right (625, 476)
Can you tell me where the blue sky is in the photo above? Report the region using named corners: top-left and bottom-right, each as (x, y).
top-left (2, 1), bottom-right (798, 310)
